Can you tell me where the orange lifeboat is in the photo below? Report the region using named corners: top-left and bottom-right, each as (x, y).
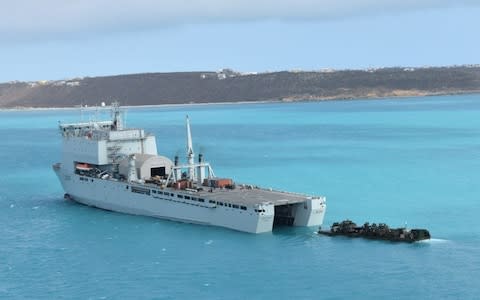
top-left (75, 163), bottom-right (92, 171)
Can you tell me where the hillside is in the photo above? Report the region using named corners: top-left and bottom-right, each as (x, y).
top-left (1, 66), bottom-right (479, 108)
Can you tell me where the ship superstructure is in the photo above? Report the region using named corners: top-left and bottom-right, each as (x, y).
top-left (53, 103), bottom-right (326, 233)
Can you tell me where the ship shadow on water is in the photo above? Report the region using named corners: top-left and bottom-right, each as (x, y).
top-left (270, 226), bottom-right (319, 245)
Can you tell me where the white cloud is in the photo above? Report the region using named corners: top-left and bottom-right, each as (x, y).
top-left (1, 0), bottom-right (478, 38)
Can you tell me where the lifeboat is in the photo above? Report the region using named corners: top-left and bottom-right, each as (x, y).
top-left (75, 163), bottom-right (92, 171)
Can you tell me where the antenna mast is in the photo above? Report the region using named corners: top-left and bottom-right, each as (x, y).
top-left (111, 101), bottom-right (123, 130)
top-left (186, 115), bottom-right (195, 180)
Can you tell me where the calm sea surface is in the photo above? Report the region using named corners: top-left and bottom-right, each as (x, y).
top-left (1, 95), bottom-right (480, 299)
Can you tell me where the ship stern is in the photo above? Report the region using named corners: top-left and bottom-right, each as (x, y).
top-left (293, 197), bottom-right (327, 227)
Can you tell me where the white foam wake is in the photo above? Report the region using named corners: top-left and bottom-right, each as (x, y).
top-left (419, 238), bottom-right (449, 243)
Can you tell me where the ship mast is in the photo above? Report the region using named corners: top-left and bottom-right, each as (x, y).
top-left (111, 101), bottom-right (123, 130)
top-left (186, 115), bottom-right (195, 180)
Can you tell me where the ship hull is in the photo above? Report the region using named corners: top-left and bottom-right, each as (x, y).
top-left (52, 105), bottom-right (326, 234)
top-left (54, 167), bottom-right (295, 233)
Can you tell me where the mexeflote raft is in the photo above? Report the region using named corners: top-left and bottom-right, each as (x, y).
top-left (318, 220), bottom-right (430, 243)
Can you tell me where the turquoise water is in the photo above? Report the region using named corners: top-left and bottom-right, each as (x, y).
top-left (1, 95), bottom-right (480, 299)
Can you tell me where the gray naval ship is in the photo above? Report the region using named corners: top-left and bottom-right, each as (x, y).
top-left (53, 103), bottom-right (326, 233)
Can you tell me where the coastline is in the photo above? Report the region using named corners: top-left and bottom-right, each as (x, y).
top-left (1, 90), bottom-right (479, 112)
top-left (0, 99), bottom-right (280, 112)
top-left (2, 66), bottom-right (479, 111)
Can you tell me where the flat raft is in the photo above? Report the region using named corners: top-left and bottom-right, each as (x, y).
top-left (318, 220), bottom-right (430, 243)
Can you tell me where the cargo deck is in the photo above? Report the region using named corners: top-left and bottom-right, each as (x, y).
top-left (176, 186), bottom-right (313, 206)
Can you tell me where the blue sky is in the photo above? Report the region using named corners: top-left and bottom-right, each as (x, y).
top-left (0, 1), bottom-right (479, 82)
